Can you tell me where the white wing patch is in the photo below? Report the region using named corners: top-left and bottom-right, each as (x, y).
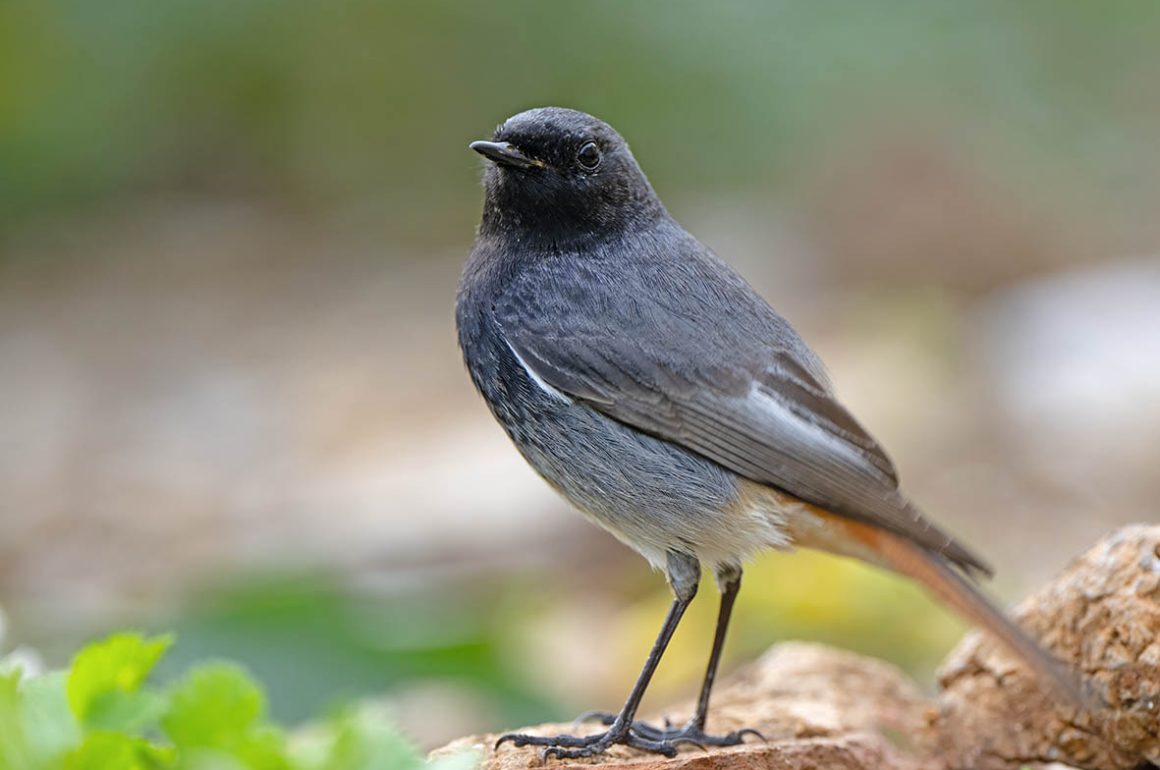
top-left (507, 341), bottom-right (572, 403)
top-left (747, 382), bottom-right (872, 471)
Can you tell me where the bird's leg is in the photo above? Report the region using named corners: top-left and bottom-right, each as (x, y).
top-left (583, 565), bottom-right (763, 747)
top-left (496, 552), bottom-right (704, 759)
top-left (688, 565), bottom-right (746, 733)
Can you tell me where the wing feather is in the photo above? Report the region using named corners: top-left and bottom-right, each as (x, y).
top-left (497, 252), bottom-right (991, 575)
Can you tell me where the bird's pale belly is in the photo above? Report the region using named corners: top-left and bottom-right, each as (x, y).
top-left (489, 365), bottom-right (792, 569)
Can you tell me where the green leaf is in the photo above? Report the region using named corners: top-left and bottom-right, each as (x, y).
top-left (67, 633), bottom-right (173, 726)
top-left (64, 731), bottom-right (160, 770)
top-left (307, 705), bottom-right (423, 770)
top-left (175, 749), bottom-right (250, 770)
top-left (162, 663), bottom-right (288, 770)
top-left (0, 670), bottom-right (35, 770)
top-left (85, 689), bottom-right (168, 734)
top-left (163, 663), bottom-right (265, 748)
top-left (1, 627), bottom-right (478, 770)
top-left (21, 670), bottom-right (83, 762)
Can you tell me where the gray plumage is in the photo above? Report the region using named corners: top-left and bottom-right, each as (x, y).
top-left (457, 106), bottom-right (988, 576)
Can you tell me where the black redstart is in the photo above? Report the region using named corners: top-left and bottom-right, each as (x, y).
top-left (456, 107), bottom-right (1085, 759)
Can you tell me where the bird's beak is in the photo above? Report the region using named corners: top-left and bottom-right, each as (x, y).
top-left (470, 140), bottom-right (544, 169)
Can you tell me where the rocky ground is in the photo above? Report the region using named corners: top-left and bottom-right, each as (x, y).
top-left (436, 526), bottom-right (1160, 770)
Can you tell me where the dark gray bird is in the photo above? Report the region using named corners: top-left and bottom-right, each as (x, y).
top-left (456, 107), bottom-right (1084, 759)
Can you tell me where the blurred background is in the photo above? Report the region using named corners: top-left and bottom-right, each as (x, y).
top-left (2, 0), bottom-right (1159, 749)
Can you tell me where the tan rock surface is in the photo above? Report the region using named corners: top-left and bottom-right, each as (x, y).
top-left (434, 643), bottom-right (931, 770)
top-left (934, 524), bottom-right (1160, 769)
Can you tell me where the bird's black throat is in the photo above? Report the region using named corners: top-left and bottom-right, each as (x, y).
top-left (478, 164), bottom-right (666, 249)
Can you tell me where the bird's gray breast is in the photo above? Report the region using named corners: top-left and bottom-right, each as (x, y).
top-left (457, 301), bottom-right (742, 566)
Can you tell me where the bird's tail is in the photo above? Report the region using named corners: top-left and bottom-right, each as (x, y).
top-left (784, 502), bottom-right (1088, 709)
top-left (868, 523), bottom-right (1087, 708)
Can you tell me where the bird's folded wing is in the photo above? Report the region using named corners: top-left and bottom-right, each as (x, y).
top-left (500, 301), bottom-right (990, 576)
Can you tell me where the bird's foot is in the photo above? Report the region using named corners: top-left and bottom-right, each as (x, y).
top-left (575, 710), bottom-right (765, 748)
top-left (495, 721), bottom-right (706, 760)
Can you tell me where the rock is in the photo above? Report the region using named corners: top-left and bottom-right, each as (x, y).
top-left (432, 643), bottom-right (931, 770)
top-left (452, 735), bottom-right (917, 770)
top-left (433, 526), bottom-right (1160, 770)
top-left (934, 524), bottom-right (1160, 770)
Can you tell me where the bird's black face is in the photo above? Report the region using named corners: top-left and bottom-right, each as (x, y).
top-left (472, 107), bottom-right (663, 244)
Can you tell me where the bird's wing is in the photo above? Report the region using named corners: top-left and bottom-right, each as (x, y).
top-left (497, 256), bottom-right (990, 575)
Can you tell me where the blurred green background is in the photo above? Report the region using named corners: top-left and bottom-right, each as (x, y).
top-left (2, 0), bottom-right (1159, 749)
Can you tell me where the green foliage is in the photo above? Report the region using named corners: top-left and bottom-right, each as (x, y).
top-left (0, 633), bottom-right (479, 770)
top-left (68, 634), bottom-right (172, 733)
top-left (1, 0), bottom-right (1158, 235)
top-left (157, 577), bottom-right (556, 729)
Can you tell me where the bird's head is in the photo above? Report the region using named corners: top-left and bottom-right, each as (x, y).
top-left (471, 107), bottom-right (664, 244)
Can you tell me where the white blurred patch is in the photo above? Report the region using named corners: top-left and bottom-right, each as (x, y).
top-left (0, 647), bottom-right (45, 680)
top-left (0, 607), bottom-right (45, 679)
top-left (978, 258), bottom-right (1160, 481)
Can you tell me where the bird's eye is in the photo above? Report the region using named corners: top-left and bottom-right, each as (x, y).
top-left (576, 142), bottom-right (601, 170)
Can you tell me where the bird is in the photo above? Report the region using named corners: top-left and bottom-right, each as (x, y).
top-left (455, 106), bottom-right (1085, 760)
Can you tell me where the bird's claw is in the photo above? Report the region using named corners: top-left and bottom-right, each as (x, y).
top-left (608, 718), bottom-right (767, 746)
top-left (496, 727), bottom-right (681, 759)
top-left (571, 709), bottom-right (616, 726)
top-left (733, 727), bottom-right (767, 743)
top-left (495, 719), bottom-right (765, 760)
